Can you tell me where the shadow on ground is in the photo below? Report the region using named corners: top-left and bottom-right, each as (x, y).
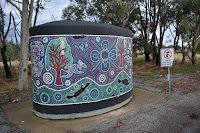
top-left (3, 88), bottom-right (162, 133)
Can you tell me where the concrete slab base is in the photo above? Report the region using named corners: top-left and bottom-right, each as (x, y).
top-left (3, 88), bottom-right (162, 133)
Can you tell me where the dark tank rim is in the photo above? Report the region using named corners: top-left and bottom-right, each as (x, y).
top-left (29, 20), bottom-right (132, 37)
top-left (33, 88), bottom-right (133, 115)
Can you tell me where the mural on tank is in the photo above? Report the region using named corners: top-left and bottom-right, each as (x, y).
top-left (30, 35), bottom-right (133, 105)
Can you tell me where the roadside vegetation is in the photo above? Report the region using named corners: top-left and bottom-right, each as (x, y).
top-left (133, 52), bottom-right (200, 79)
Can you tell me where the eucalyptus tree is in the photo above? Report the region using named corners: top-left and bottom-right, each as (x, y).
top-left (33, 0), bottom-right (51, 27)
top-left (0, 5), bottom-right (13, 78)
top-left (6, 0), bottom-right (34, 90)
top-left (155, 0), bottom-right (175, 65)
top-left (62, 0), bottom-right (136, 28)
top-left (180, 0), bottom-right (200, 65)
top-left (6, 0), bottom-right (51, 90)
top-left (131, 0), bottom-right (152, 62)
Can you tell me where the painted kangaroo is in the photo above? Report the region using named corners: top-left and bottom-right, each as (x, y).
top-left (62, 59), bottom-right (87, 78)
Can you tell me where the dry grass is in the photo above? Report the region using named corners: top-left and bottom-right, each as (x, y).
top-left (0, 61), bottom-right (31, 67)
top-left (133, 53), bottom-right (200, 77)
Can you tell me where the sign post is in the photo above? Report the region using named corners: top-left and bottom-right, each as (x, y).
top-left (160, 48), bottom-right (174, 93)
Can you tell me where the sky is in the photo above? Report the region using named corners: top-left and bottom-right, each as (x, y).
top-left (1, 0), bottom-right (70, 41)
top-left (1, 0), bottom-right (175, 46)
top-left (34, 0), bottom-right (70, 25)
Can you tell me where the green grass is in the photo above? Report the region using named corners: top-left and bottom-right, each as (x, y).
top-left (171, 64), bottom-right (200, 73)
top-left (133, 54), bottom-right (200, 79)
top-left (133, 59), bottom-right (147, 66)
top-left (5, 77), bottom-right (18, 81)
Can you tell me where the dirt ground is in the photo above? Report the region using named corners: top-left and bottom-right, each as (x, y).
top-left (0, 75), bottom-right (32, 105)
top-left (0, 71), bottom-right (199, 106)
top-left (0, 69), bottom-right (200, 132)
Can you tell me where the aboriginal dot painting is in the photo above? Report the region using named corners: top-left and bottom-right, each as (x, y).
top-left (30, 35), bottom-right (133, 105)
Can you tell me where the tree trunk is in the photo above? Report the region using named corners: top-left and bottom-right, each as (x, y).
top-left (1, 44), bottom-right (12, 78)
top-left (18, 0), bottom-right (29, 91)
top-left (120, 54), bottom-right (123, 67)
top-left (181, 42), bottom-right (186, 64)
top-left (55, 69), bottom-right (62, 85)
top-left (144, 49), bottom-right (151, 62)
top-left (156, 51), bottom-right (160, 66)
top-left (33, 0), bottom-right (41, 27)
top-left (190, 25), bottom-right (199, 65)
top-left (191, 50), bottom-right (197, 65)
top-left (153, 44), bottom-right (156, 60)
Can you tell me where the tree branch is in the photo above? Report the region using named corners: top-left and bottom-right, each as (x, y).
top-left (28, 0), bottom-right (34, 27)
top-left (4, 12), bottom-right (12, 39)
top-left (6, 0), bottom-right (22, 13)
top-left (12, 0), bottom-right (22, 3)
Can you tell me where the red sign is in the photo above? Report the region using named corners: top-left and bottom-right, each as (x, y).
top-left (163, 49), bottom-right (172, 59)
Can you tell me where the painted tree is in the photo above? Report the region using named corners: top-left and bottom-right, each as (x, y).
top-left (46, 38), bottom-right (73, 86)
top-left (49, 45), bottom-right (68, 85)
top-left (117, 39), bottom-right (125, 67)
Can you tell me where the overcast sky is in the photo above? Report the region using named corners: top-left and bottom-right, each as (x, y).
top-left (1, 0), bottom-right (174, 46)
top-left (35, 0), bottom-right (70, 25)
top-left (1, 0), bottom-right (70, 41)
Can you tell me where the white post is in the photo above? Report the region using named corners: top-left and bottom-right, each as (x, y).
top-left (167, 67), bottom-right (171, 93)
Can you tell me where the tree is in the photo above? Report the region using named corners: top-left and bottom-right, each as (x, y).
top-left (0, 5), bottom-right (13, 78)
top-left (131, 0), bottom-right (151, 62)
top-left (62, 0), bottom-right (135, 28)
top-left (46, 37), bottom-right (73, 86)
top-left (0, 40), bottom-right (20, 62)
top-left (33, 0), bottom-right (51, 27)
top-left (175, 0), bottom-right (200, 65)
top-left (117, 39), bottom-right (125, 67)
top-left (155, 0), bottom-right (175, 66)
top-left (6, 0), bottom-right (51, 90)
top-left (48, 44), bottom-right (68, 85)
top-left (6, 0), bottom-right (34, 90)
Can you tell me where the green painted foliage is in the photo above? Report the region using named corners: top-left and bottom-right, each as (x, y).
top-left (45, 38), bottom-right (73, 71)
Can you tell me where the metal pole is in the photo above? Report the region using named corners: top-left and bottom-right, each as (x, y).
top-left (168, 67), bottom-right (171, 93)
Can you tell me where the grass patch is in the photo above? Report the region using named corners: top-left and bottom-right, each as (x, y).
top-left (172, 64), bottom-right (200, 73)
top-left (133, 54), bottom-right (200, 79)
top-left (5, 77), bottom-right (18, 82)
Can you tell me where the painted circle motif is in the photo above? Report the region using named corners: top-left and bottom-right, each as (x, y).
top-left (54, 92), bottom-right (63, 101)
top-left (110, 70), bottom-right (115, 76)
top-left (89, 88), bottom-right (99, 99)
top-left (113, 85), bottom-right (117, 90)
top-left (43, 37), bottom-right (48, 43)
top-left (74, 84), bottom-right (79, 89)
top-left (95, 36), bottom-right (101, 43)
top-left (40, 92), bottom-right (50, 103)
top-left (65, 80), bottom-right (71, 86)
top-left (43, 72), bottom-right (54, 84)
top-left (106, 86), bottom-right (113, 94)
top-left (99, 74), bottom-right (106, 83)
top-left (36, 80), bottom-right (41, 86)
top-left (83, 96), bottom-right (88, 101)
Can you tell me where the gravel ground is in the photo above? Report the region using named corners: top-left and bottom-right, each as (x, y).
top-left (80, 74), bottom-right (200, 133)
top-left (0, 73), bottom-right (199, 133)
top-left (0, 107), bottom-right (27, 133)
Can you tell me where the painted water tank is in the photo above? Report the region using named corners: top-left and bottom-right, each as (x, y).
top-left (29, 21), bottom-right (133, 119)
